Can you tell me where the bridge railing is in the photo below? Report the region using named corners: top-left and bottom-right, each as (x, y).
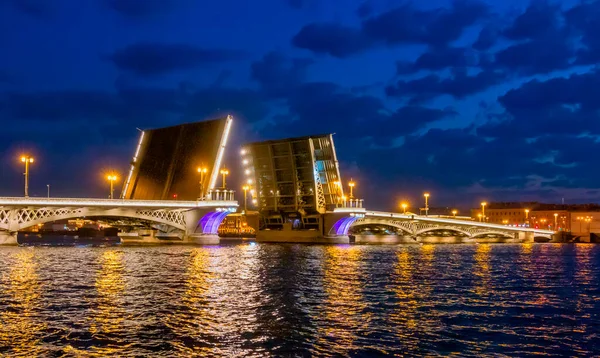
top-left (206, 189), bottom-right (235, 201)
top-left (338, 198), bottom-right (363, 208)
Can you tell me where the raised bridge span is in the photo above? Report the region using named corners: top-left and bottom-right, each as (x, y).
top-left (0, 197), bottom-right (238, 245)
top-left (328, 208), bottom-right (555, 242)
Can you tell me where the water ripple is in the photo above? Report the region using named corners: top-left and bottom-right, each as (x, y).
top-left (1, 243), bottom-right (599, 356)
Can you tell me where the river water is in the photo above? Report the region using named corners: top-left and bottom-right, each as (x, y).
top-left (0, 243), bottom-right (599, 357)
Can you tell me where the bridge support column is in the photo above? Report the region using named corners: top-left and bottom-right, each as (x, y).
top-left (183, 208), bottom-right (233, 245)
top-left (518, 231), bottom-right (534, 242)
top-left (0, 231), bottom-right (18, 245)
top-left (322, 212), bottom-right (359, 243)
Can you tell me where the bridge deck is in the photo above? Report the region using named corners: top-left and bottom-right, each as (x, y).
top-left (0, 197), bottom-right (238, 209)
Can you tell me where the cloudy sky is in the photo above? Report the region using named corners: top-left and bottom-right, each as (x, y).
top-left (0, 0), bottom-right (598, 211)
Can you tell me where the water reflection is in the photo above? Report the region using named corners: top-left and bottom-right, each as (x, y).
top-left (1, 244), bottom-right (599, 356)
top-left (0, 250), bottom-right (47, 357)
top-left (472, 244), bottom-right (491, 297)
top-left (314, 246), bottom-right (369, 356)
top-left (168, 247), bottom-right (216, 356)
top-left (65, 250), bottom-right (130, 356)
top-left (389, 247), bottom-right (419, 351)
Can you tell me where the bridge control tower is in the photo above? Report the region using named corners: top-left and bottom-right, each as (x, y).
top-left (121, 115), bottom-right (233, 201)
top-left (241, 134), bottom-right (344, 233)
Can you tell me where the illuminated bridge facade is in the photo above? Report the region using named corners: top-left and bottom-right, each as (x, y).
top-left (0, 197), bottom-right (237, 245)
top-left (327, 209), bottom-right (554, 242)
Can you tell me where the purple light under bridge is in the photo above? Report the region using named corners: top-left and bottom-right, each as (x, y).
top-left (198, 211), bottom-right (231, 235)
top-left (331, 216), bottom-right (359, 236)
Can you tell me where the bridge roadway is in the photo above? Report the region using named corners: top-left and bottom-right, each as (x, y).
top-left (0, 197), bottom-right (238, 245)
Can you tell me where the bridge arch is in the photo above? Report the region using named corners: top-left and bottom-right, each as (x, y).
top-left (3, 207), bottom-right (188, 232)
top-left (349, 218), bottom-right (414, 236)
top-left (415, 226), bottom-right (473, 238)
top-left (471, 231), bottom-right (515, 239)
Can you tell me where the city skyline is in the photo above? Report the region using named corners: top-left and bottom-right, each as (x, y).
top-left (1, 0), bottom-right (598, 210)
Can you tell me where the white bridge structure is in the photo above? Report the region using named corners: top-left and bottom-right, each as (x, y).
top-left (327, 208), bottom-right (555, 242)
top-left (0, 197), bottom-right (238, 245)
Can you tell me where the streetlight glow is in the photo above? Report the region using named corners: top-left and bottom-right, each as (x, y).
top-left (220, 169), bottom-right (229, 188)
top-left (423, 192), bottom-right (430, 216)
top-left (20, 155), bottom-right (34, 197)
top-left (452, 209), bottom-right (457, 217)
top-left (197, 167), bottom-right (208, 199)
top-left (401, 202), bottom-right (408, 214)
top-left (107, 174), bottom-right (118, 199)
top-left (242, 184), bottom-right (250, 214)
top-left (481, 202), bottom-right (487, 221)
top-left (348, 179), bottom-right (355, 199)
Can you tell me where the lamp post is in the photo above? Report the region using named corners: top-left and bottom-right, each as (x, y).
top-left (554, 213), bottom-right (558, 230)
top-left (47, 184), bottom-right (50, 198)
top-left (423, 192), bottom-right (430, 216)
top-left (348, 179), bottom-right (355, 199)
top-left (401, 202), bottom-right (408, 214)
top-left (452, 209), bottom-right (457, 218)
top-left (525, 209), bottom-right (530, 226)
top-left (197, 167), bottom-right (208, 199)
top-left (20, 155), bottom-right (34, 198)
top-left (107, 174), bottom-right (117, 199)
top-left (242, 185), bottom-right (249, 214)
top-left (481, 202), bottom-right (487, 221)
top-left (220, 169), bottom-right (229, 188)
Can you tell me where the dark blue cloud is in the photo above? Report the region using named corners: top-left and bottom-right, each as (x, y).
top-left (292, 23), bottom-right (373, 58)
top-left (251, 52), bottom-right (312, 98)
top-left (110, 43), bottom-right (242, 76)
top-left (292, 1), bottom-right (488, 57)
top-left (362, 0), bottom-right (488, 46)
top-left (478, 70), bottom-right (600, 139)
top-left (472, 25), bottom-right (498, 51)
top-left (387, 69), bottom-right (505, 101)
top-left (396, 46), bottom-right (476, 74)
top-left (502, 2), bottom-right (561, 40)
top-left (566, 1), bottom-right (600, 65)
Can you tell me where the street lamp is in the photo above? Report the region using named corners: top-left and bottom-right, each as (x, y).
top-left (107, 174), bottom-right (118, 199)
top-left (242, 185), bottom-right (249, 214)
top-left (525, 209), bottom-right (530, 226)
top-left (220, 169), bottom-right (229, 188)
top-left (197, 167), bottom-right (208, 199)
top-left (20, 155), bottom-right (34, 198)
top-left (47, 184), bottom-right (50, 198)
top-left (481, 202), bottom-right (487, 221)
top-left (452, 209), bottom-right (457, 218)
top-left (554, 213), bottom-right (558, 229)
top-left (401, 202), bottom-right (408, 214)
top-left (423, 192), bottom-right (430, 216)
top-left (348, 179), bottom-right (355, 199)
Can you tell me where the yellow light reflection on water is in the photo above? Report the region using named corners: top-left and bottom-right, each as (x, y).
top-left (472, 244), bottom-right (491, 297)
top-left (0, 250), bottom-right (47, 357)
top-left (314, 245), bottom-right (369, 356)
top-left (65, 250), bottom-right (130, 356)
top-left (168, 247), bottom-right (217, 356)
top-left (388, 247), bottom-right (419, 350)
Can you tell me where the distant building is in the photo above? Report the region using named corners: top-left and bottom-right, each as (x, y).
top-left (470, 201), bottom-right (600, 233)
top-left (470, 202), bottom-right (535, 226)
top-left (121, 116), bottom-right (233, 201)
top-left (241, 134), bottom-right (344, 229)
